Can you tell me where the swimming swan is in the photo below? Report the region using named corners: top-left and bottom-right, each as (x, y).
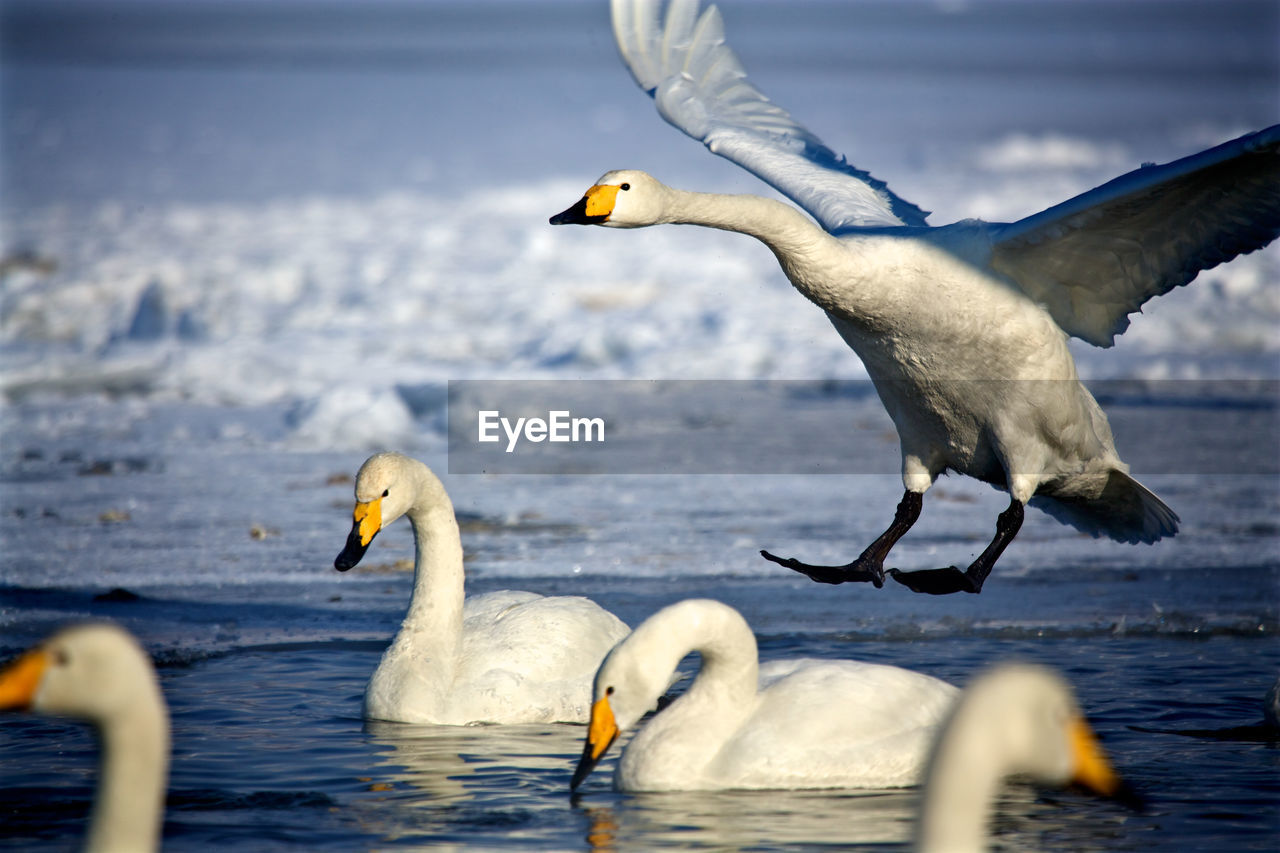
top-left (915, 664), bottom-right (1136, 852)
top-left (552, 0), bottom-right (1280, 595)
top-left (570, 598), bottom-right (957, 791)
top-left (0, 623), bottom-right (169, 853)
top-left (334, 451), bottom-right (630, 724)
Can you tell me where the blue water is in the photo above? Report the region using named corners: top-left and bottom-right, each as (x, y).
top-left (1, 405), bottom-right (1277, 850)
top-left (2, 0), bottom-right (1279, 850)
top-left (1, 616), bottom-right (1278, 850)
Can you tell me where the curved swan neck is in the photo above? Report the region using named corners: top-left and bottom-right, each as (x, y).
top-left (659, 187), bottom-right (865, 319)
top-left (663, 187), bottom-right (831, 256)
top-left (88, 683), bottom-right (169, 853)
top-left (915, 721), bottom-right (1001, 853)
top-left (647, 600), bottom-right (760, 711)
top-left (915, 670), bottom-right (1043, 853)
top-left (685, 609), bottom-right (759, 707)
top-left (611, 601), bottom-right (760, 790)
top-left (396, 472), bottom-right (465, 658)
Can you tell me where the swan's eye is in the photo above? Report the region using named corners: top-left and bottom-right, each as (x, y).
top-left (605, 686), bottom-right (614, 696)
top-left (619, 183), bottom-right (630, 191)
top-left (382, 489), bottom-right (389, 498)
top-left (51, 648), bottom-right (69, 667)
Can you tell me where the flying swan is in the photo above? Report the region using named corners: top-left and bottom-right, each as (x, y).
top-left (914, 663), bottom-right (1138, 852)
top-left (569, 598), bottom-right (957, 791)
top-left (334, 452), bottom-right (630, 724)
top-left (551, 0), bottom-right (1280, 595)
top-left (0, 623), bottom-right (169, 853)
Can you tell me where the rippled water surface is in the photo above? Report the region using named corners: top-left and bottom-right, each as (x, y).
top-left (0, 420), bottom-right (1277, 850)
top-left (2, 624), bottom-right (1277, 850)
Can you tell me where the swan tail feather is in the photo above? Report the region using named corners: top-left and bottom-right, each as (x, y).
top-left (1031, 469), bottom-right (1178, 544)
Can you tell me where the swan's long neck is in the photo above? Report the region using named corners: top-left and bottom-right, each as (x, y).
top-left (618, 601), bottom-right (759, 788)
top-left (662, 189), bottom-right (861, 316)
top-left (678, 606), bottom-right (760, 712)
top-left (394, 493), bottom-right (466, 672)
top-left (88, 685), bottom-right (169, 853)
top-left (914, 699), bottom-right (1005, 853)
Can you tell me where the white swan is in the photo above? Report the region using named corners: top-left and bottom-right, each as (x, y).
top-left (551, 0), bottom-right (1280, 595)
top-left (334, 451), bottom-right (630, 724)
top-left (0, 623), bottom-right (169, 853)
top-left (570, 598), bottom-right (957, 791)
top-left (916, 663), bottom-right (1135, 853)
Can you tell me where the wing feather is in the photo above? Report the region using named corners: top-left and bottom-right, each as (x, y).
top-left (610, 0), bottom-right (929, 231)
top-left (990, 125), bottom-right (1280, 347)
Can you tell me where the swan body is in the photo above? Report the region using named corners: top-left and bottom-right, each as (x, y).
top-left (916, 664), bottom-right (1131, 853)
top-left (334, 452), bottom-right (630, 724)
top-left (551, 0), bottom-right (1280, 594)
top-left (570, 598), bottom-right (957, 791)
top-left (0, 623), bottom-right (169, 853)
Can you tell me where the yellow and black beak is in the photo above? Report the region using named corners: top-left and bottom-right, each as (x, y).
top-left (550, 184), bottom-right (620, 226)
top-left (1069, 715), bottom-right (1144, 810)
top-left (0, 647), bottom-right (48, 711)
top-left (570, 693), bottom-right (620, 791)
top-left (334, 498), bottom-right (383, 572)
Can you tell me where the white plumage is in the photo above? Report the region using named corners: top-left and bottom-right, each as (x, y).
top-left (334, 452), bottom-right (630, 724)
top-left (0, 624), bottom-right (169, 853)
top-left (552, 0), bottom-right (1280, 595)
top-left (915, 664), bottom-right (1132, 852)
top-left (570, 598), bottom-right (957, 791)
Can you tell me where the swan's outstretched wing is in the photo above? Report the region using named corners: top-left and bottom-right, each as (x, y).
top-left (611, 0), bottom-right (929, 231)
top-left (990, 124), bottom-right (1280, 347)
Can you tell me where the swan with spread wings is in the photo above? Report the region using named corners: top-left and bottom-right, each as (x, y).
top-left (550, 0), bottom-right (1280, 595)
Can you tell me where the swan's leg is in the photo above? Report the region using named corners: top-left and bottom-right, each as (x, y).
top-left (889, 498), bottom-right (1025, 594)
top-left (761, 490), bottom-right (923, 588)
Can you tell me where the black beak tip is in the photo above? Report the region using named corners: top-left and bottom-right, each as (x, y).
top-left (570, 734), bottom-right (605, 793)
top-left (569, 766), bottom-right (590, 793)
top-left (1112, 780), bottom-right (1147, 814)
top-left (334, 528), bottom-right (371, 572)
top-left (550, 196), bottom-right (606, 227)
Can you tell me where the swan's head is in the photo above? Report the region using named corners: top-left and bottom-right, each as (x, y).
top-left (916, 664), bottom-right (1140, 851)
top-left (570, 641), bottom-right (666, 791)
top-left (985, 666), bottom-right (1117, 790)
top-left (334, 452), bottom-right (446, 571)
top-left (0, 623), bottom-right (162, 725)
top-left (927, 664), bottom-right (1137, 807)
top-left (550, 170), bottom-right (668, 228)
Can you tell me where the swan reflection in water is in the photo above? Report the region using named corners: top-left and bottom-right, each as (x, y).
top-left (349, 716), bottom-right (1135, 849)
top-left (354, 720), bottom-right (583, 845)
top-left (572, 783), bottom-right (1135, 851)
top-left (356, 717), bottom-right (924, 847)
top-left (363, 719), bottom-right (578, 797)
top-left (574, 788), bottom-right (917, 849)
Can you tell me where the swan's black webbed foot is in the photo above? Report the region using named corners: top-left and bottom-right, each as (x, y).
top-left (761, 490), bottom-right (924, 590)
top-left (760, 550), bottom-right (886, 588)
top-left (889, 498), bottom-right (1025, 595)
top-left (887, 566), bottom-right (980, 595)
